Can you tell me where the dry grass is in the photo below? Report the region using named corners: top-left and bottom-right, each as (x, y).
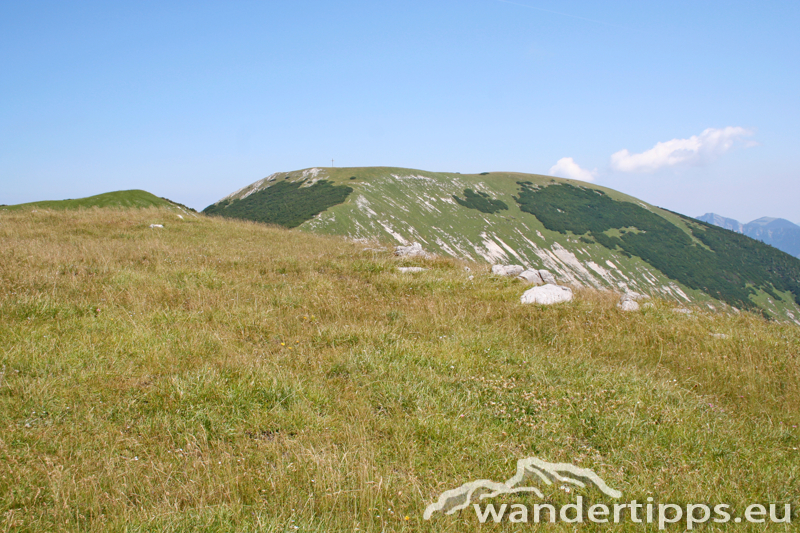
top-left (0, 207), bottom-right (798, 532)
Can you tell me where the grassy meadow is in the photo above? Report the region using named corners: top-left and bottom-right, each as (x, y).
top-left (0, 207), bottom-right (798, 532)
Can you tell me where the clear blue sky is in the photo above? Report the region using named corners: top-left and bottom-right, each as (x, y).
top-left (2, 0), bottom-right (798, 222)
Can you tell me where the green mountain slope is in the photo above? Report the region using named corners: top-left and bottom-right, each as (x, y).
top-left (205, 167), bottom-right (800, 322)
top-left (2, 189), bottom-right (193, 212)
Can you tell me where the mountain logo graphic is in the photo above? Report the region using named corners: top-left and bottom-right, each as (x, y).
top-left (423, 456), bottom-right (622, 520)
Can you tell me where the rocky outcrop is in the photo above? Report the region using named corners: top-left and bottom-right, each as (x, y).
top-left (492, 266), bottom-right (556, 286)
top-left (394, 242), bottom-right (430, 258)
top-left (538, 270), bottom-right (556, 285)
top-left (517, 269), bottom-right (544, 285)
top-left (617, 294), bottom-right (640, 312)
top-left (492, 264), bottom-right (525, 277)
top-left (520, 284), bottom-right (573, 305)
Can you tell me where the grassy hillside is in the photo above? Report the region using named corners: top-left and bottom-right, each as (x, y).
top-left (0, 207), bottom-right (798, 531)
top-left (206, 167), bottom-right (800, 322)
top-left (2, 190), bottom-right (191, 212)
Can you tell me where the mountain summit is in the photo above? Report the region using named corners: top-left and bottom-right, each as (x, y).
top-left (206, 167), bottom-right (800, 322)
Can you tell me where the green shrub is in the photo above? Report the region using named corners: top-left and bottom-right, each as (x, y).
top-left (203, 180), bottom-right (353, 228)
top-left (452, 188), bottom-right (508, 214)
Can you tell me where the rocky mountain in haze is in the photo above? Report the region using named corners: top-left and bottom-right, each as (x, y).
top-left (697, 213), bottom-right (800, 259)
top-left (695, 213), bottom-right (744, 233)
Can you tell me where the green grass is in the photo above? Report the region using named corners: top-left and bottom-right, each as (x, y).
top-left (2, 190), bottom-right (186, 211)
top-left (0, 207), bottom-right (798, 531)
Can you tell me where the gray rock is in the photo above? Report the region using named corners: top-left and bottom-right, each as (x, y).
top-left (517, 269), bottom-right (544, 285)
top-left (397, 267), bottom-right (427, 273)
top-left (617, 297), bottom-right (640, 312)
top-left (394, 242), bottom-right (429, 258)
top-left (492, 264), bottom-right (525, 277)
top-left (617, 293), bottom-right (640, 311)
top-left (538, 270), bottom-right (557, 284)
top-left (520, 284), bottom-right (573, 305)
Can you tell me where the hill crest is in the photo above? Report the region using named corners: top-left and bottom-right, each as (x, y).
top-left (3, 189), bottom-right (195, 214)
top-left (206, 167), bottom-right (800, 322)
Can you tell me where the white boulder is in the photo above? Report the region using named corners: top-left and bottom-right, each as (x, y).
top-left (517, 269), bottom-right (544, 285)
top-left (397, 267), bottom-right (427, 273)
top-left (520, 284), bottom-right (573, 305)
top-left (394, 242), bottom-right (429, 258)
top-left (492, 264), bottom-right (525, 277)
top-left (617, 295), bottom-right (640, 312)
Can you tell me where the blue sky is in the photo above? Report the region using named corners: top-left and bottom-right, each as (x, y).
top-left (2, 0), bottom-right (798, 222)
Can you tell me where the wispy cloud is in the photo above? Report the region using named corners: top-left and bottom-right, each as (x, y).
top-left (549, 157), bottom-right (596, 182)
top-left (610, 127), bottom-right (754, 173)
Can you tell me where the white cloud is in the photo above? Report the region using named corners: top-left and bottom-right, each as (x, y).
top-left (549, 157), bottom-right (597, 182)
top-left (610, 126), bottom-right (753, 173)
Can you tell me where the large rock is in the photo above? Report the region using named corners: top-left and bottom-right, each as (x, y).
top-left (538, 270), bottom-right (557, 285)
top-left (394, 242), bottom-right (429, 258)
top-left (520, 284), bottom-right (573, 305)
top-left (517, 269), bottom-right (544, 285)
top-left (617, 294), bottom-right (640, 312)
top-left (492, 264), bottom-right (525, 277)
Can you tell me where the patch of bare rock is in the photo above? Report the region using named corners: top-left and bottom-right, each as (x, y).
top-left (517, 269), bottom-right (543, 284)
top-left (492, 264), bottom-right (525, 277)
top-left (617, 294), bottom-right (640, 312)
top-left (394, 242), bottom-right (431, 258)
top-left (492, 264), bottom-right (557, 285)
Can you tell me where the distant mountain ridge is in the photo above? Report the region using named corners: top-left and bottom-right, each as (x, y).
top-left (205, 167), bottom-right (800, 323)
top-left (696, 213), bottom-right (800, 258)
